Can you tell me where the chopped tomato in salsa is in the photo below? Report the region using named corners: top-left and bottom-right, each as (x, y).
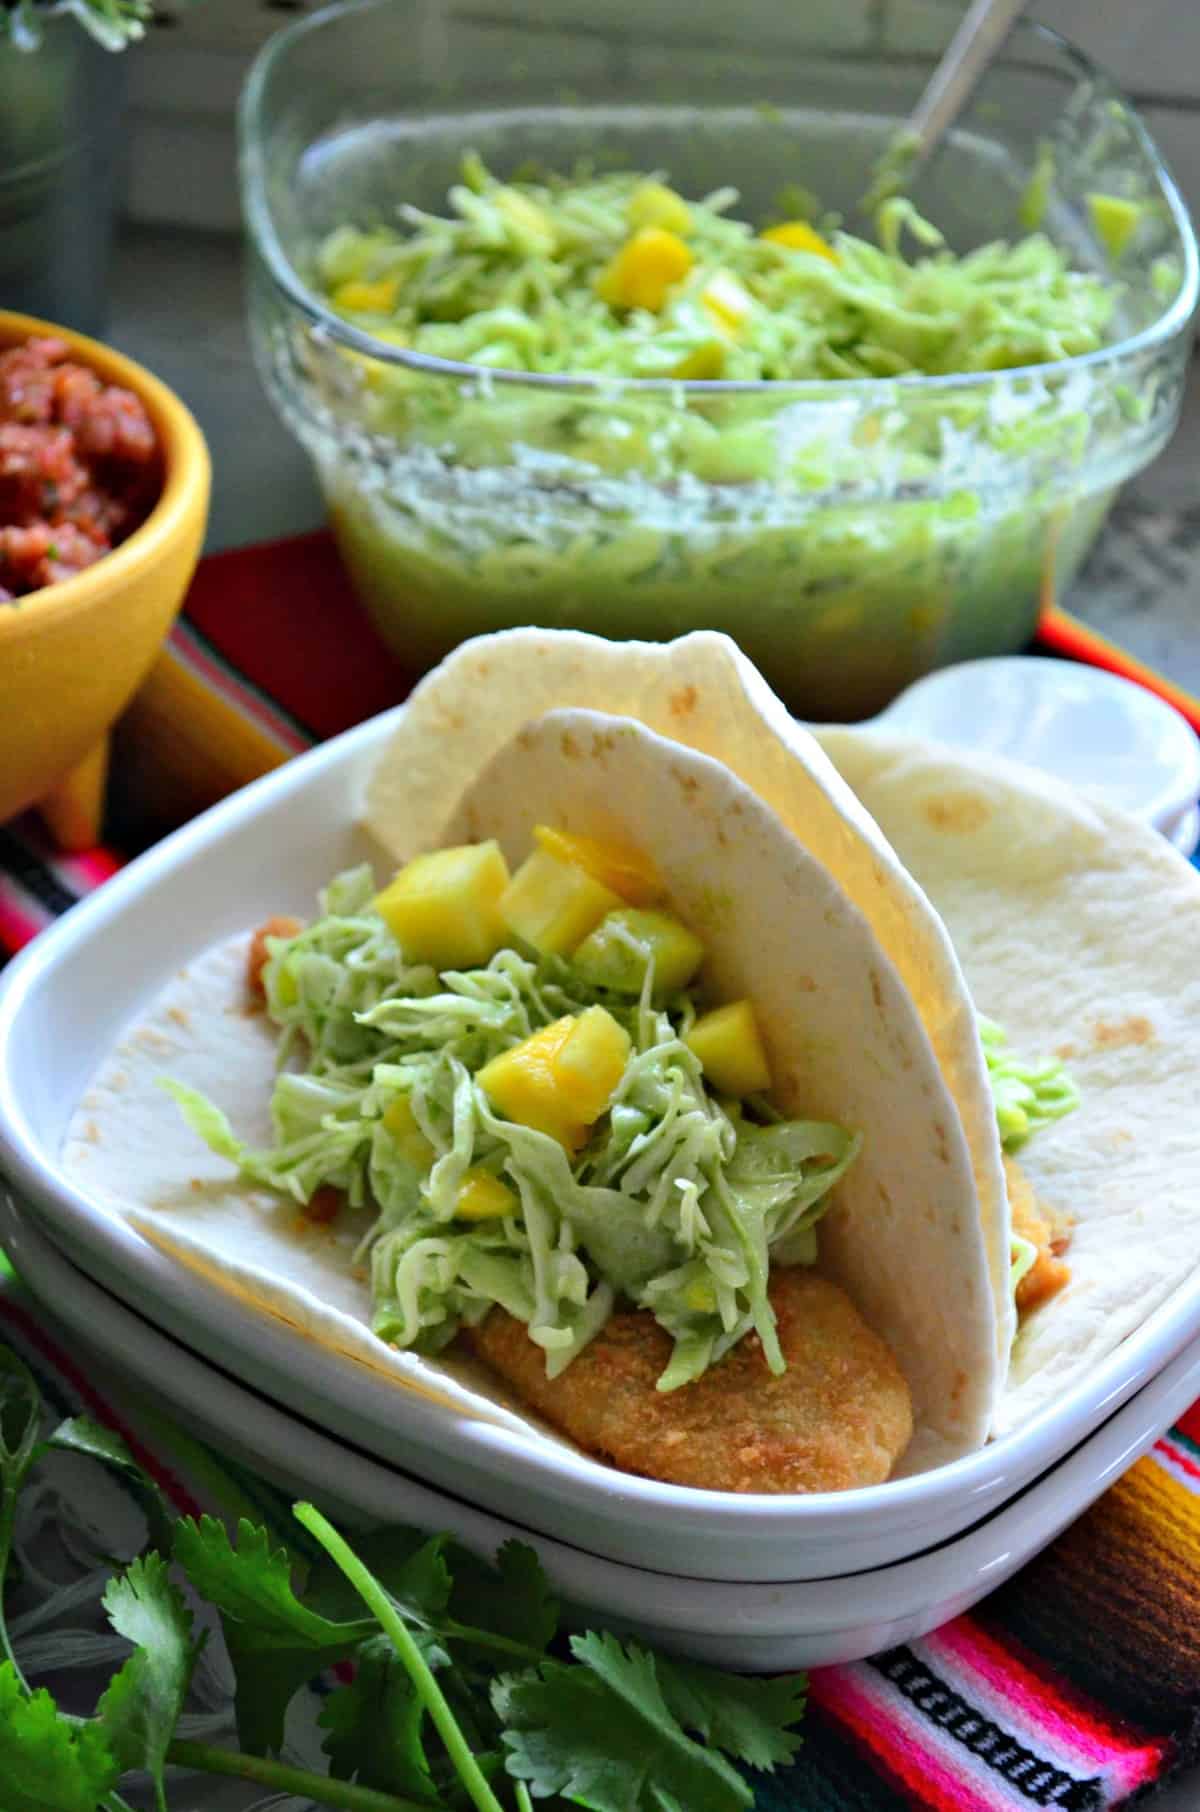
top-left (0, 336), bottom-right (160, 602)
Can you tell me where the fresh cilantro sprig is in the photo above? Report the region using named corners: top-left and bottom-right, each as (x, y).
top-left (0, 1339), bottom-right (808, 1811)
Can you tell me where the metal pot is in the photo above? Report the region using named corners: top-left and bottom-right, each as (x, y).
top-left (0, 14), bottom-right (127, 335)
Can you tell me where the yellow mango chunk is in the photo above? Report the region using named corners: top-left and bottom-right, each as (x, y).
top-left (669, 341), bottom-right (727, 380)
top-left (552, 1005), bottom-right (632, 1126)
top-left (628, 181), bottom-right (693, 236)
top-left (332, 275), bottom-right (401, 312)
top-left (501, 848), bottom-right (621, 957)
top-left (761, 220), bottom-right (838, 262)
top-left (382, 1094), bottom-right (435, 1168)
top-left (686, 1000), bottom-right (772, 1096)
top-left (1087, 192), bottom-right (1142, 260)
top-left (533, 824), bottom-right (662, 907)
top-left (573, 908), bottom-right (705, 996)
top-left (374, 841), bottom-right (511, 970)
top-left (700, 271), bottom-right (754, 333)
top-left (477, 1007), bottom-right (631, 1150)
top-left (597, 228), bottom-right (694, 312)
top-left (454, 1167), bottom-right (518, 1220)
top-left (477, 1016), bottom-right (587, 1150)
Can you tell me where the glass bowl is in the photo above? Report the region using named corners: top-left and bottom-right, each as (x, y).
top-left (240, 0), bottom-right (1197, 720)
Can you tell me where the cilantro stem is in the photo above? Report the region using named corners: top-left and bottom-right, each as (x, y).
top-left (0, 1479), bottom-right (29, 1692)
top-left (165, 1740), bottom-right (432, 1812)
top-left (440, 1618), bottom-right (547, 1664)
top-left (294, 1501), bottom-right (506, 1812)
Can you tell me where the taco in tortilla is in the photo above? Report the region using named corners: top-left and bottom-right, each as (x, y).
top-left (64, 702), bottom-right (1043, 1493)
top-left (361, 627), bottom-right (1200, 1434)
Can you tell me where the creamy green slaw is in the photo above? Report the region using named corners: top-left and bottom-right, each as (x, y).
top-left (167, 870), bottom-right (1079, 1389)
top-left (295, 160), bottom-right (1134, 717)
top-left (317, 157), bottom-right (1116, 383)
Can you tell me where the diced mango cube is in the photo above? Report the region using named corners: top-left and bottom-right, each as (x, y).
top-left (477, 1016), bottom-right (587, 1150)
top-left (700, 271), bottom-right (754, 334)
top-left (1087, 192), bottom-right (1142, 260)
top-left (332, 275), bottom-right (402, 312)
top-left (685, 1000), bottom-right (772, 1096)
top-left (374, 841), bottom-right (511, 971)
top-left (760, 220), bottom-right (838, 261)
top-left (628, 181), bottom-right (693, 236)
top-left (669, 341), bottom-right (727, 380)
top-left (597, 228), bottom-right (694, 312)
top-left (500, 848), bottom-right (622, 957)
top-left (454, 1167), bottom-right (518, 1220)
top-left (382, 1094), bottom-right (435, 1168)
top-left (477, 1007), bottom-right (631, 1149)
top-left (573, 908), bottom-right (705, 996)
top-left (533, 824), bottom-right (662, 906)
top-left (552, 1006), bottom-right (632, 1125)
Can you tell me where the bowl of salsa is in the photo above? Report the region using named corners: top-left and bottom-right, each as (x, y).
top-left (0, 312), bottom-right (210, 841)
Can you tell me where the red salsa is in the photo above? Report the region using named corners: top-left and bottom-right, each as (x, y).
top-left (0, 335), bottom-right (160, 602)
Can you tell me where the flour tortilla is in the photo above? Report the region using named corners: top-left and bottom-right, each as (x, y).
top-left (814, 726), bottom-right (1200, 1433)
top-left (64, 713), bottom-right (998, 1481)
top-left (364, 629), bottom-right (1015, 1376)
top-left (63, 936), bottom-right (559, 1444)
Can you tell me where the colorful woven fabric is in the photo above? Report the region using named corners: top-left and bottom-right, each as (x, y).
top-left (3, 532), bottom-right (1200, 1810)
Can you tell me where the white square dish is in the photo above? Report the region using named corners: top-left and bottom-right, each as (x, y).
top-left (5, 1181), bottom-right (1200, 1673)
top-left (1, 711), bottom-right (1199, 1581)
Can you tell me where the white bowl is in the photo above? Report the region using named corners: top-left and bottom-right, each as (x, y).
top-left (873, 656), bottom-right (1200, 835)
top-left (5, 1182), bottom-right (1200, 1671)
top-left (1, 710), bottom-right (1199, 1581)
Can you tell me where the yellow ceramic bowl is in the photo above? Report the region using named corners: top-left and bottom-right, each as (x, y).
top-left (0, 310), bottom-right (210, 846)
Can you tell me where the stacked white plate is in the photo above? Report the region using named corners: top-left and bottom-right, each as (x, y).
top-left (1, 689), bottom-right (1199, 1666)
top-left (6, 1185), bottom-right (1200, 1672)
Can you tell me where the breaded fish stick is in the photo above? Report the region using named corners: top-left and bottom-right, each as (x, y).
top-left (461, 1270), bottom-right (913, 1494)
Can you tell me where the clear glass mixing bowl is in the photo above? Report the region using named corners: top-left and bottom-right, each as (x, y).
top-left (241, 0), bottom-right (1197, 719)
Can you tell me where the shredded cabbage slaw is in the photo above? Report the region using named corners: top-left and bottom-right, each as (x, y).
top-left (167, 867), bottom-right (859, 1392)
top-left (166, 871), bottom-right (1079, 1387)
top-left (317, 157), bottom-right (1117, 383)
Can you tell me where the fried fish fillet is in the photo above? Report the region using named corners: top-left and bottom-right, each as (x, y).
top-left (1005, 1154), bottom-right (1072, 1316)
top-left (461, 1269), bottom-right (913, 1494)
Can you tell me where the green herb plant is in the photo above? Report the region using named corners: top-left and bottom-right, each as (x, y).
top-left (1, 1), bottom-right (154, 52)
top-left (0, 1343), bottom-right (807, 1810)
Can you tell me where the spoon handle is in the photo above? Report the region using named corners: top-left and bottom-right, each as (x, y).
top-left (907, 0), bottom-right (1029, 169)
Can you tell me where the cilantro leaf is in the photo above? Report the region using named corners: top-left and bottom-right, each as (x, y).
top-left (495, 1632), bottom-right (753, 1812)
top-left (47, 1417), bottom-right (173, 1557)
top-left (319, 1632), bottom-right (438, 1800)
top-left (173, 1514), bottom-right (372, 1646)
top-left (447, 1540), bottom-right (558, 1656)
top-left (226, 1626), bottom-right (356, 1757)
top-left (655, 1655), bottom-right (807, 1771)
top-left (307, 1527), bottom-right (452, 1629)
top-left (173, 1514), bottom-right (373, 1753)
top-left (96, 1553), bottom-right (200, 1812)
top-left (0, 1661), bottom-right (120, 1812)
